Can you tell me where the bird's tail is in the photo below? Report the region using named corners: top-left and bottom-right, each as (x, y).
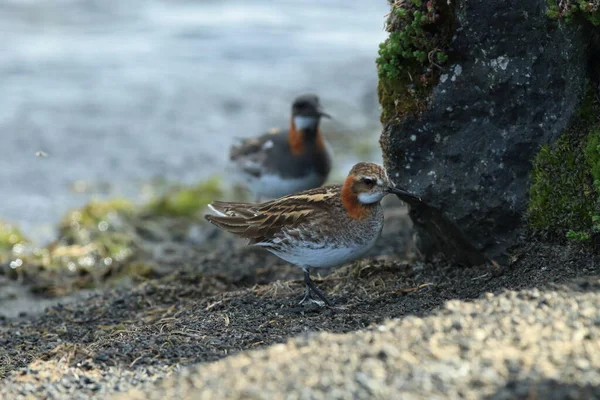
top-left (207, 201), bottom-right (260, 218)
top-left (204, 213), bottom-right (250, 236)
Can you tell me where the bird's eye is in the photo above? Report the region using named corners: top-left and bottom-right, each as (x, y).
top-left (361, 177), bottom-right (376, 187)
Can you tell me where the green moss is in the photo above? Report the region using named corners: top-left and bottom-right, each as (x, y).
top-left (528, 88), bottom-right (600, 240)
top-left (0, 222), bottom-right (28, 265)
top-left (583, 124), bottom-right (600, 234)
top-left (566, 230), bottom-right (592, 241)
top-left (377, 0), bottom-right (455, 123)
top-left (61, 198), bottom-right (134, 231)
top-left (57, 198), bottom-right (135, 256)
top-left (0, 222), bottom-right (27, 253)
top-left (146, 177), bottom-right (223, 217)
top-left (547, 0), bottom-right (600, 26)
top-left (528, 132), bottom-right (596, 234)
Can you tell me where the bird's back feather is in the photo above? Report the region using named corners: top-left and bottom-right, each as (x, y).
top-left (204, 185), bottom-right (341, 245)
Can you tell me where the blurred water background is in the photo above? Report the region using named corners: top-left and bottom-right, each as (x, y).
top-left (0, 0), bottom-right (388, 243)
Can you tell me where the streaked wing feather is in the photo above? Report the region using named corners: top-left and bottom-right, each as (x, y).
top-left (205, 185), bottom-right (340, 245)
top-left (209, 201), bottom-right (261, 218)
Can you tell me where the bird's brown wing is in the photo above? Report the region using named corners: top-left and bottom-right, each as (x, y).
top-left (229, 131), bottom-right (285, 178)
top-left (205, 185), bottom-right (340, 245)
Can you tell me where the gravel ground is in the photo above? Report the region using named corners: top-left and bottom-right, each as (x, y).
top-left (1, 206), bottom-right (599, 399)
top-left (118, 279), bottom-right (600, 400)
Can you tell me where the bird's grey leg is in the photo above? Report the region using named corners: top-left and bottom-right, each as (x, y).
top-left (299, 278), bottom-right (312, 305)
top-left (254, 194), bottom-right (262, 203)
top-left (299, 267), bottom-right (333, 306)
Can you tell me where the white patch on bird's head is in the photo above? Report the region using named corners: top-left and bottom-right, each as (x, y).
top-left (294, 116), bottom-right (319, 131)
top-left (357, 191), bottom-right (386, 204)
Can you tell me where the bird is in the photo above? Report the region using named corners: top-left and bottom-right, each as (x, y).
top-left (205, 162), bottom-right (421, 306)
top-left (229, 94), bottom-right (332, 202)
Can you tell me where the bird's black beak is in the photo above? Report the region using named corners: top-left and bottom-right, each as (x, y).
top-left (387, 186), bottom-right (422, 202)
top-left (318, 108), bottom-right (331, 119)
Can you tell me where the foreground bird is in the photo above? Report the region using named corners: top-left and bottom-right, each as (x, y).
top-left (229, 94), bottom-right (332, 201)
top-left (205, 162), bottom-right (420, 306)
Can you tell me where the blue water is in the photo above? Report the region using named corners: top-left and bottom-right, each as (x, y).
top-left (0, 0), bottom-right (388, 242)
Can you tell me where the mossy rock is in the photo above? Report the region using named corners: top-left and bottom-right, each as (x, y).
top-left (1, 177), bottom-right (226, 296)
top-left (377, 0), bottom-right (455, 123)
top-left (379, 0), bottom-right (591, 263)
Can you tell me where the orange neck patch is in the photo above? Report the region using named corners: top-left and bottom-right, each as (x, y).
top-left (341, 176), bottom-right (369, 220)
top-left (288, 117), bottom-right (304, 155)
top-left (288, 117), bottom-right (324, 156)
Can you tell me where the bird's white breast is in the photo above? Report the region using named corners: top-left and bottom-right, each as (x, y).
top-left (262, 225), bottom-right (382, 269)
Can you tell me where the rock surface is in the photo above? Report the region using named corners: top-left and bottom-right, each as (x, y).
top-left (380, 0), bottom-right (590, 263)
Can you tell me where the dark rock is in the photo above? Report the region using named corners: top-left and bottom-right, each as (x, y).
top-left (380, 0), bottom-right (591, 263)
